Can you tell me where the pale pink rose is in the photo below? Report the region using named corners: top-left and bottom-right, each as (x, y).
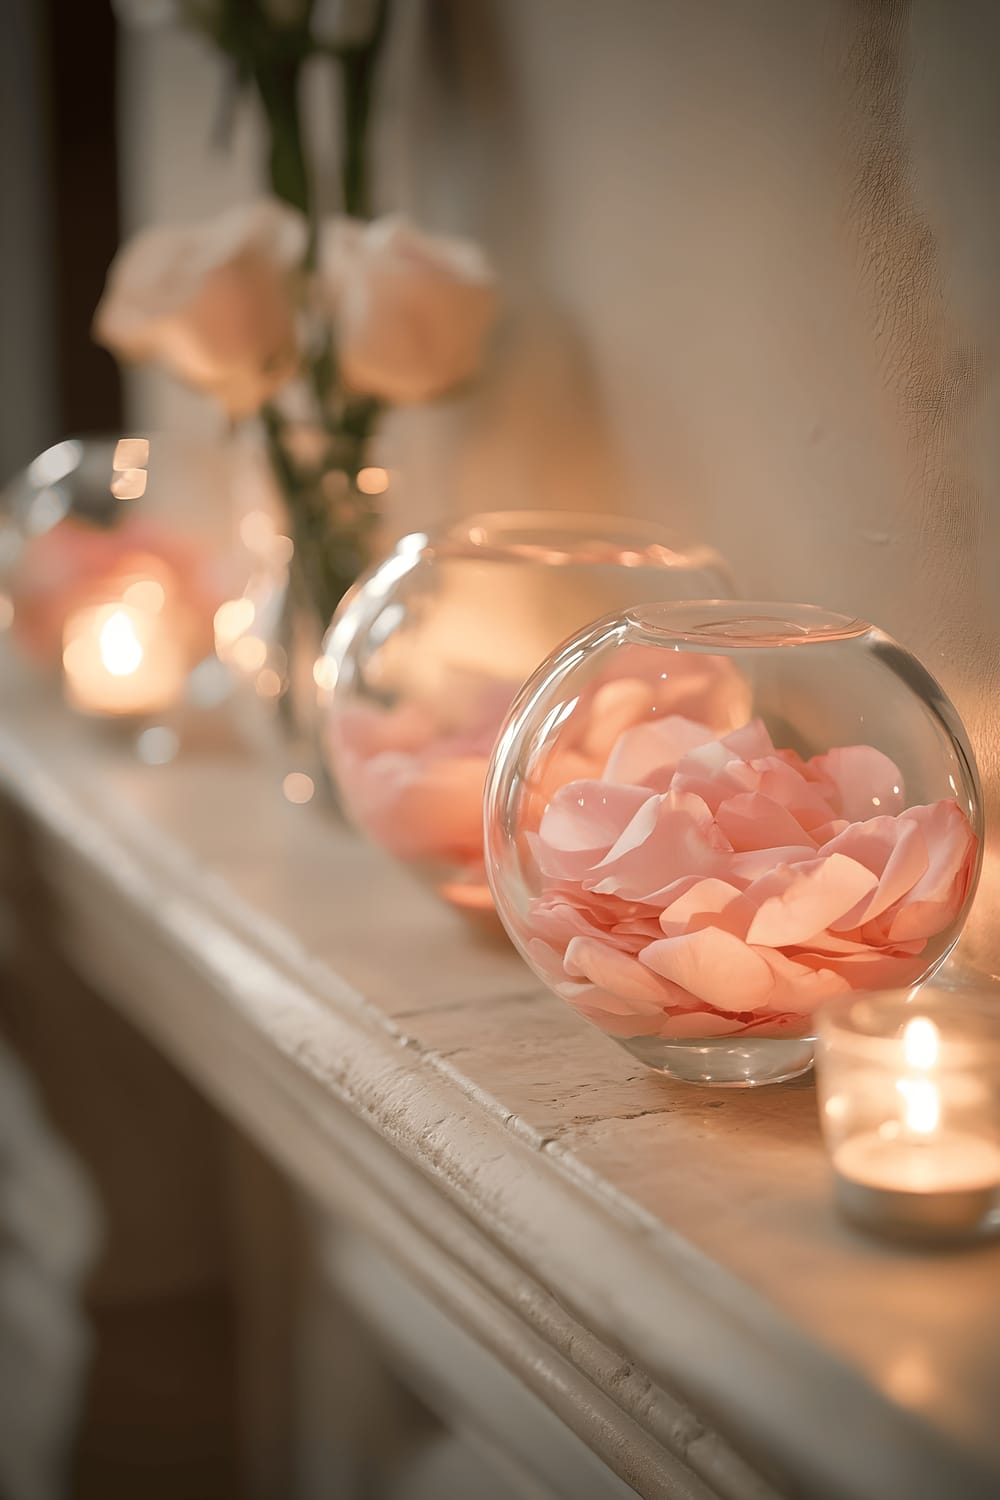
top-left (10, 517), bottom-right (226, 667)
top-left (93, 199), bottom-right (307, 417)
top-left (525, 717), bottom-right (978, 1040)
top-left (317, 215), bottom-right (499, 403)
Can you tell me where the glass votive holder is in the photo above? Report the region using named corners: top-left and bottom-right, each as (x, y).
top-left (0, 432), bottom-right (264, 759)
top-left (816, 987), bottom-right (1000, 1244)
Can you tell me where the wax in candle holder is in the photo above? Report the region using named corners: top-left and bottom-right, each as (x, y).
top-left (815, 988), bottom-right (1000, 1243)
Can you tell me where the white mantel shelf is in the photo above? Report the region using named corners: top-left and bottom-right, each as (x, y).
top-left (3, 659), bottom-right (999, 1500)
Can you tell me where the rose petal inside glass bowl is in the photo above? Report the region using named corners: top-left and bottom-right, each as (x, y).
top-left (485, 603), bottom-right (982, 1086)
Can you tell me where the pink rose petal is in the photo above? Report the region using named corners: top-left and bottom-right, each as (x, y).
top-left (884, 801), bottom-right (977, 942)
top-left (809, 745), bottom-right (905, 822)
top-left (542, 880), bottom-right (682, 931)
top-left (587, 792), bottom-right (730, 902)
top-left (528, 899), bottom-right (645, 954)
top-left (564, 936), bottom-right (674, 1010)
top-left (640, 928), bottom-right (776, 1012)
top-left (520, 748), bottom-right (604, 837)
top-left (716, 791), bottom-right (821, 854)
top-left (748, 758), bottom-right (840, 832)
top-left (359, 752), bottom-right (488, 860)
top-left (745, 853), bottom-right (879, 947)
top-left (824, 815), bottom-right (928, 929)
top-left (534, 781), bottom-right (652, 880)
top-left (658, 878), bottom-right (754, 938)
top-left (792, 946), bottom-right (928, 990)
top-left (756, 946), bottom-right (851, 1012)
top-left (811, 819), bottom-right (850, 843)
top-left (671, 739), bottom-right (745, 810)
top-left (788, 929), bottom-right (921, 958)
top-left (610, 915), bottom-right (670, 942)
top-left (603, 715), bottom-right (717, 787)
top-left (720, 719), bottom-right (777, 760)
top-left (726, 845), bottom-right (817, 882)
top-left (526, 938), bottom-right (570, 988)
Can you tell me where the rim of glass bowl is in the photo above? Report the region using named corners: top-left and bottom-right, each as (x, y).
top-left (407, 510), bottom-right (731, 575)
top-left (623, 600), bottom-right (872, 648)
top-left (816, 987), bottom-right (1000, 1069)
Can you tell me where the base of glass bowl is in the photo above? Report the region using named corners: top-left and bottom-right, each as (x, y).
top-left (619, 1033), bottom-right (816, 1087)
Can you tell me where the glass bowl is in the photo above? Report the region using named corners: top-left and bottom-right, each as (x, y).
top-left (484, 602), bottom-right (982, 1086)
top-left (0, 433), bottom-right (255, 727)
top-left (316, 512), bottom-right (733, 916)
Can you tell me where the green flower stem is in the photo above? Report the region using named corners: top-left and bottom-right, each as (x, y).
top-left (246, 2), bottom-right (390, 630)
top-left (253, 55), bottom-right (311, 218)
top-left (338, 0), bottom-right (390, 218)
top-left (212, 0), bottom-right (314, 220)
top-left (261, 401), bottom-right (382, 627)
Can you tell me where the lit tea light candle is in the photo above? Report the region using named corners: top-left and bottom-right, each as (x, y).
top-left (816, 989), bottom-right (1000, 1243)
top-left (62, 599), bottom-right (186, 718)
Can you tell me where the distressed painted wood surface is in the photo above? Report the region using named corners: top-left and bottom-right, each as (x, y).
top-left (2, 662), bottom-right (999, 1500)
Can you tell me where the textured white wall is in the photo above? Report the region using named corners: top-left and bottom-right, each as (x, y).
top-left (124, 0), bottom-right (1000, 972)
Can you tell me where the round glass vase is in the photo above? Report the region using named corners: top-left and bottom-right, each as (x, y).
top-left (316, 512), bottom-right (733, 918)
top-left (484, 602), bottom-right (983, 1087)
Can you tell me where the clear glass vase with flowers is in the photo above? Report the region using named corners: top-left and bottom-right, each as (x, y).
top-left (97, 0), bottom-right (499, 762)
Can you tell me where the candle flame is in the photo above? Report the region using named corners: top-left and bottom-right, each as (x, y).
top-left (99, 610), bottom-right (144, 677)
top-left (902, 1016), bottom-right (938, 1070)
top-left (897, 1077), bottom-right (940, 1136)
